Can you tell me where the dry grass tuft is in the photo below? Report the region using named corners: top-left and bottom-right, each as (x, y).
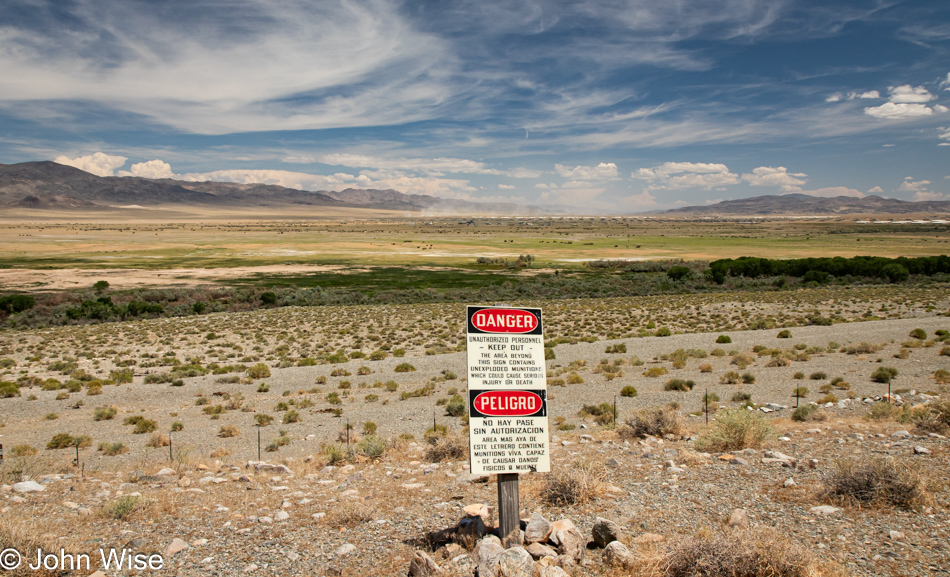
top-left (821, 457), bottom-right (932, 510)
top-left (323, 502), bottom-right (374, 528)
top-left (694, 410), bottom-right (773, 452)
top-left (618, 406), bottom-right (686, 439)
top-left (425, 433), bottom-right (468, 462)
top-left (541, 462), bottom-right (606, 506)
top-left (633, 527), bottom-right (844, 577)
top-left (0, 517), bottom-right (66, 577)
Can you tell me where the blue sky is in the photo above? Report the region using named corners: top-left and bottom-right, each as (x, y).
top-left (0, 0), bottom-right (948, 212)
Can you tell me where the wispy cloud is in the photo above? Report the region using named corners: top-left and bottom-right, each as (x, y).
top-left (632, 162), bottom-right (739, 190)
top-left (741, 166), bottom-right (808, 191)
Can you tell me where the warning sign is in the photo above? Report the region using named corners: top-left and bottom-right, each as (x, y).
top-left (466, 306), bottom-right (550, 474)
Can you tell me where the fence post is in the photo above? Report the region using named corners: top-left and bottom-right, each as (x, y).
top-left (257, 425), bottom-right (261, 460)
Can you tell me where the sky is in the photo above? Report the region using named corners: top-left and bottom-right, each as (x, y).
top-left (0, 0), bottom-right (948, 213)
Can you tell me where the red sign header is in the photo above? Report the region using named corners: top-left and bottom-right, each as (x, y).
top-left (471, 308), bottom-right (538, 333)
top-left (473, 390), bottom-right (543, 417)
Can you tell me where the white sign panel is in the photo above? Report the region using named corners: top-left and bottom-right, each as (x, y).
top-left (466, 306), bottom-right (550, 474)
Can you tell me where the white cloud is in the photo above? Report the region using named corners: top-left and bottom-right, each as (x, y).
top-left (498, 184), bottom-right (515, 190)
top-left (53, 152), bottom-right (127, 176)
top-left (796, 187), bottom-right (864, 198)
top-left (705, 198), bottom-right (724, 205)
top-left (117, 159), bottom-right (177, 179)
top-left (828, 90), bottom-right (879, 102)
top-left (858, 91), bottom-right (880, 99)
top-left (0, 0), bottom-right (454, 134)
top-left (912, 191), bottom-right (947, 201)
top-left (867, 186), bottom-right (884, 194)
top-left (632, 162), bottom-right (739, 190)
top-left (554, 162), bottom-right (619, 180)
top-left (941, 72), bottom-right (950, 91)
top-left (864, 102), bottom-right (938, 119)
top-left (318, 154), bottom-right (541, 178)
top-left (825, 93), bottom-right (843, 102)
top-left (741, 166), bottom-right (807, 191)
top-left (888, 85), bottom-right (935, 104)
top-left (863, 84), bottom-right (946, 119)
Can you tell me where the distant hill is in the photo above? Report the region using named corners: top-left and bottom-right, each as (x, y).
top-left (0, 161), bottom-right (548, 215)
top-left (663, 193), bottom-right (950, 215)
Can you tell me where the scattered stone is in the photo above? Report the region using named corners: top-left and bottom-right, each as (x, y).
top-left (809, 505), bottom-right (841, 516)
top-left (889, 531), bottom-right (905, 541)
top-left (334, 543), bottom-right (356, 556)
top-left (166, 538), bottom-right (189, 556)
top-left (12, 481), bottom-right (44, 493)
top-left (525, 542), bottom-right (557, 560)
top-left (524, 512), bottom-right (551, 544)
top-left (603, 541), bottom-right (635, 569)
top-left (784, 478), bottom-right (796, 487)
top-left (591, 517), bottom-right (622, 548)
top-left (548, 519), bottom-right (585, 561)
top-left (409, 550), bottom-right (443, 576)
top-left (243, 563), bottom-right (258, 572)
top-left (726, 508), bottom-right (749, 528)
top-left (475, 538), bottom-right (505, 577)
top-left (275, 511), bottom-right (290, 521)
top-left (890, 430), bottom-right (911, 439)
top-left (495, 547), bottom-right (533, 577)
top-left (913, 446), bottom-right (931, 455)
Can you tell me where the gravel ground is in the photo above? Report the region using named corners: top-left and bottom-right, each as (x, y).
top-left (1, 316), bottom-right (947, 469)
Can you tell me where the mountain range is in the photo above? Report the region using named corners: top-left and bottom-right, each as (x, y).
top-left (0, 161), bottom-right (545, 215)
top-left (662, 193), bottom-right (950, 216)
top-left (3, 161), bottom-right (949, 216)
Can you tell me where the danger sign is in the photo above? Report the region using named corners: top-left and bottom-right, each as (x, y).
top-left (466, 305), bottom-right (550, 474)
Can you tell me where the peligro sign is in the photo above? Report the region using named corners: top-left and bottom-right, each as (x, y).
top-left (473, 390), bottom-right (543, 417)
top-left (470, 308), bottom-right (538, 333)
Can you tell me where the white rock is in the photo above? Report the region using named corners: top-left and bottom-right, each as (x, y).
top-left (12, 481), bottom-right (44, 493)
top-left (166, 538), bottom-right (189, 556)
top-left (809, 505), bottom-right (841, 515)
top-left (275, 511), bottom-right (290, 521)
top-left (335, 543), bottom-right (356, 556)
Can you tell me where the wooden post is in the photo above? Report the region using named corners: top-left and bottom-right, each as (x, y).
top-left (257, 425), bottom-right (261, 460)
top-left (74, 438), bottom-right (80, 467)
top-left (497, 473), bottom-right (519, 542)
top-left (705, 388), bottom-right (709, 425)
top-left (887, 377), bottom-right (891, 404)
top-left (168, 432), bottom-right (173, 462)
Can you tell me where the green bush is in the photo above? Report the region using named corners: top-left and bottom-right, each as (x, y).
top-left (394, 362), bottom-right (416, 373)
top-left (908, 328), bottom-right (927, 340)
top-left (655, 327), bottom-right (672, 337)
top-left (777, 330), bottom-right (792, 339)
top-left (620, 385), bottom-right (638, 398)
top-left (695, 410), bottom-right (774, 452)
top-left (355, 434), bottom-right (387, 458)
top-left (871, 366), bottom-right (898, 383)
top-left (255, 414), bottom-right (274, 426)
top-left (664, 378), bottom-right (694, 392)
top-left (108, 495), bottom-right (143, 520)
top-left (445, 394), bottom-right (466, 417)
top-left (47, 433), bottom-right (76, 449)
top-left (283, 410), bottom-right (301, 424)
top-left (247, 363), bottom-right (271, 379)
top-left (716, 335), bottom-right (732, 344)
top-left (0, 381), bottom-right (20, 398)
top-left (133, 419), bottom-right (157, 434)
top-left (792, 404), bottom-right (826, 422)
top-left (93, 406), bottom-right (117, 421)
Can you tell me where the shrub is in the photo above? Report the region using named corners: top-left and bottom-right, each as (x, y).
top-left (0, 381), bottom-right (20, 398)
top-left (792, 404), bottom-right (826, 422)
top-left (99, 442), bottom-right (129, 456)
top-left (716, 335), bottom-right (732, 344)
top-left (821, 457), bottom-right (931, 510)
top-left (915, 400), bottom-right (950, 435)
top-left (45, 412), bottom-right (59, 420)
top-left (720, 371), bottom-right (740, 384)
top-left (170, 421), bottom-right (184, 432)
top-left (809, 371), bottom-right (827, 380)
top-left (741, 372), bottom-right (756, 384)
top-left (933, 369), bottom-right (950, 385)
top-left (394, 363), bottom-right (416, 373)
top-left (566, 372), bottom-right (584, 384)
top-left (133, 419), bottom-right (157, 434)
top-left (10, 444), bottom-right (37, 456)
top-left (257, 383), bottom-right (270, 393)
top-left (664, 379), bottom-right (694, 392)
top-left (362, 421), bottom-right (378, 435)
top-left (108, 495), bottom-right (143, 520)
top-left (445, 394), bottom-right (466, 417)
top-left (218, 424), bottom-right (241, 438)
top-left (283, 410), bottom-right (301, 424)
top-left (659, 527), bottom-right (838, 577)
top-left (46, 433), bottom-right (76, 449)
top-left (247, 363), bottom-right (271, 379)
top-left (618, 406), bottom-right (686, 439)
top-left (425, 433), bottom-right (467, 462)
top-left (542, 464), bottom-right (605, 506)
top-left (792, 386), bottom-right (808, 399)
top-left (355, 434), bottom-right (387, 458)
top-left (655, 327), bottom-right (672, 337)
top-left (777, 329), bottom-right (792, 339)
top-left (871, 366), bottom-right (898, 383)
top-left (731, 391), bottom-right (752, 403)
top-left (643, 366), bottom-right (668, 378)
top-left (326, 392), bottom-right (342, 405)
top-left (908, 328), bottom-right (927, 340)
top-left (364, 393), bottom-right (378, 402)
top-left (620, 385), bottom-right (638, 397)
top-left (255, 414), bottom-right (274, 426)
top-left (695, 410), bottom-right (774, 452)
top-left (146, 433), bottom-right (170, 448)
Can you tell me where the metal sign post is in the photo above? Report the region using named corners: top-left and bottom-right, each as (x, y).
top-left (466, 305), bottom-right (550, 541)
